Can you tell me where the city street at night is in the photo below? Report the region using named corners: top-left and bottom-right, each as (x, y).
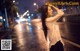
top-left (0, 0), bottom-right (80, 51)
top-left (0, 18), bottom-right (80, 51)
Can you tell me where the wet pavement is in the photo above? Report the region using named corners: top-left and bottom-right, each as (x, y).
top-left (0, 21), bottom-right (80, 51)
top-left (13, 22), bottom-right (49, 51)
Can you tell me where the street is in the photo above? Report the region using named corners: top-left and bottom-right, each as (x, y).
top-left (0, 19), bottom-right (80, 51)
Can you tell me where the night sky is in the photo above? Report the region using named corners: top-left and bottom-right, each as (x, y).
top-left (16, 0), bottom-right (48, 14)
top-left (15, 0), bottom-right (79, 14)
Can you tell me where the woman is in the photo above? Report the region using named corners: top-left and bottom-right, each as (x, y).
top-left (39, 4), bottom-right (64, 51)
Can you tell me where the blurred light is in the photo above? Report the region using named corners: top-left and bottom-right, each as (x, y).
top-left (13, 0), bottom-right (15, 3)
top-left (31, 14), bottom-right (33, 16)
top-left (27, 10), bottom-right (29, 12)
top-left (0, 16), bottom-right (2, 19)
top-left (28, 23), bottom-right (31, 25)
top-left (28, 16), bottom-right (30, 19)
top-left (22, 10), bottom-right (29, 18)
top-left (33, 3), bottom-right (38, 9)
top-left (15, 18), bottom-right (28, 23)
top-left (16, 12), bottom-right (20, 17)
top-left (27, 13), bottom-right (30, 16)
top-left (3, 19), bottom-right (5, 21)
top-left (33, 3), bottom-right (37, 6)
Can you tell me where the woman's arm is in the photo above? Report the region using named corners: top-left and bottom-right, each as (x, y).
top-left (46, 5), bottom-right (64, 22)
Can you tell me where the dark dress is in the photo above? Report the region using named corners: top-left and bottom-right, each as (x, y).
top-left (50, 41), bottom-right (64, 51)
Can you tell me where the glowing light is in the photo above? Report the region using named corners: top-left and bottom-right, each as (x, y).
top-left (3, 19), bottom-right (5, 21)
top-left (27, 13), bottom-right (30, 16)
top-left (28, 23), bottom-right (31, 25)
top-left (13, 0), bottom-right (15, 3)
top-left (16, 12), bottom-right (20, 17)
top-left (33, 3), bottom-right (37, 6)
top-left (28, 16), bottom-right (30, 19)
top-left (22, 10), bottom-right (29, 18)
top-left (33, 3), bottom-right (38, 9)
top-left (0, 16), bottom-right (2, 19)
top-left (15, 18), bottom-right (28, 23)
top-left (31, 14), bottom-right (33, 16)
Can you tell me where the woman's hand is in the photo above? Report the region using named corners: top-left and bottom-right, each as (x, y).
top-left (57, 9), bottom-right (64, 15)
top-left (46, 4), bottom-right (64, 22)
top-left (48, 4), bottom-right (64, 15)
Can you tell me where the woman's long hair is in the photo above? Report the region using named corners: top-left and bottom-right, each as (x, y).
top-left (39, 5), bottom-right (48, 39)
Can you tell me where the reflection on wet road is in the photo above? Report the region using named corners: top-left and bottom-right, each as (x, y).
top-left (14, 21), bottom-right (49, 51)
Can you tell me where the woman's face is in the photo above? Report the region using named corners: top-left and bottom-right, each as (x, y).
top-left (48, 6), bottom-right (53, 17)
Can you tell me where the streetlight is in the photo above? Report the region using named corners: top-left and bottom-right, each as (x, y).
top-left (33, 3), bottom-right (37, 6)
top-left (21, 10), bottom-right (29, 18)
top-left (33, 3), bottom-right (38, 9)
top-left (13, 0), bottom-right (15, 3)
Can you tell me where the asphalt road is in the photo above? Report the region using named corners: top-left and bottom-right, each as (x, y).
top-left (0, 21), bottom-right (80, 51)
